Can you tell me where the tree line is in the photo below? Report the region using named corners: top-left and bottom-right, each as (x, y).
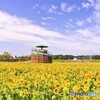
top-left (0, 52), bottom-right (30, 62)
top-left (52, 55), bottom-right (100, 60)
top-left (0, 52), bottom-right (100, 62)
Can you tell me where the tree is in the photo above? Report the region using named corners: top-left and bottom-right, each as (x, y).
top-left (52, 55), bottom-right (58, 59)
top-left (0, 55), bottom-right (3, 60)
top-left (58, 55), bottom-right (63, 59)
top-left (64, 55), bottom-right (74, 60)
top-left (2, 52), bottom-right (11, 59)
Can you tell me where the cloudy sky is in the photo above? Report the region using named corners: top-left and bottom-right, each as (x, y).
top-left (0, 0), bottom-right (100, 56)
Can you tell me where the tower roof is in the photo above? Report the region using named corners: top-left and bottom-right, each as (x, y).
top-left (36, 45), bottom-right (48, 50)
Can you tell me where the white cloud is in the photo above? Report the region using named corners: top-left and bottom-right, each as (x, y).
top-left (55, 12), bottom-right (63, 15)
top-left (61, 2), bottom-right (76, 13)
top-left (32, 4), bottom-right (62, 15)
top-left (40, 22), bottom-right (49, 25)
top-left (75, 27), bottom-right (100, 46)
top-left (0, 11), bottom-right (65, 42)
top-left (92, 11), bottom-right (100, 23)
top-left (49, 5), bottom-right (57, 13)
top-left (32, 4), bottom-right (46, 13)
top-left (94, 3), bottom-right (100, 11)
top-left (76, 28), bottom-right (93, 37)
top-left (88, 0), bottom-right (94, 3)
top-left (82, 0), bottom-right (100, 10)
top-left (87, 17), bottom-right (92, 23)
top-left (94, 11), bottom-right (100, 19)
top-left (92, 0), bottom-right (100, 11)
top-left (41, 17), bottom-right (55, 20)
top-left (61, 2), bottom-right (67, 11)
top-left (48, 5), bottom-right (63, 15)
top-left (94, 25), bottom-right (100, 33)
top-left (32, 4), bottom-right (39, 9)
top-left (82, 0), bottom-right (100, 24)
top-left (81, 2), bottom-right (91, 9)
top-left (67, 5), bottom-right (76, 13)
top-left (76, 21), bottom-right (84, 26)
top-left (0, 10), bottom-right (100, 55)
top-left (75, 27), bottom-right (100, 50)
top-left (65, 22), bottom-right (75, 28)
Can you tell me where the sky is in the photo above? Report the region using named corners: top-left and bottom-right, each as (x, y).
top-left (0, 0), bottom-right (100, 56)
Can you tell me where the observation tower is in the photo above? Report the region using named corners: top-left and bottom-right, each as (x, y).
top-left (31, 45), bottom-right (52, 63)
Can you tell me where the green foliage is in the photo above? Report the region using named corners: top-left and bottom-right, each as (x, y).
top-left (2, 52), bottom-right (11, 59)
top-left (52, 55), bottom-right (74, 60)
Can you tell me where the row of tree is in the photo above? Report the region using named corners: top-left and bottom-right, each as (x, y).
top-left (0, 52), bottom-right (100, 61)
top-left (52, 55), bottom-right (100, 60)
top-left (0, 52), bottom-right (13, 60)
top-left (0, 52), bottom-right (30, 61)
top-left (52, 55), bottom-right (74, 60)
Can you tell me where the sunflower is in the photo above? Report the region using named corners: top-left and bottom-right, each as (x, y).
top-left (53, 87), bottom-right (60, 94)
top-left (19, 91), bottom-right (23, 96)
top-left (23, 89), bottom-right (29, 94)
top-left (83, 85), bottom-right (89, 92)
top-left (73, 85), bottom-right (80, 91)
top-left (84, 96), bottom-right (90, 100)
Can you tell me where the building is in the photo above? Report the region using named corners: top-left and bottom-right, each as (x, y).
top-left (31, 45), bottom-right (52, 63)
top-left (73, 57), bottom-right (77, 61)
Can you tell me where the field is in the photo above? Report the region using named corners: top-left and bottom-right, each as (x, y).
top-left (0, 62), bottom-right (100, 100)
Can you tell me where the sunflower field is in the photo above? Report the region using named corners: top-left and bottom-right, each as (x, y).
top-left (0, 62), bottom-right (100, 100)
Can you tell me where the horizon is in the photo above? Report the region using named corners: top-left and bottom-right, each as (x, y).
top-left (0, 0), bottom-right (100, 56)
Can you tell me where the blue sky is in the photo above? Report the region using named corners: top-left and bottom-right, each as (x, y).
top-left (0, 0), bottom-right (100, 56)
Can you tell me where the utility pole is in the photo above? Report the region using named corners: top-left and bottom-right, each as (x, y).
top-left (90, 49), bottom-right (92, 61)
